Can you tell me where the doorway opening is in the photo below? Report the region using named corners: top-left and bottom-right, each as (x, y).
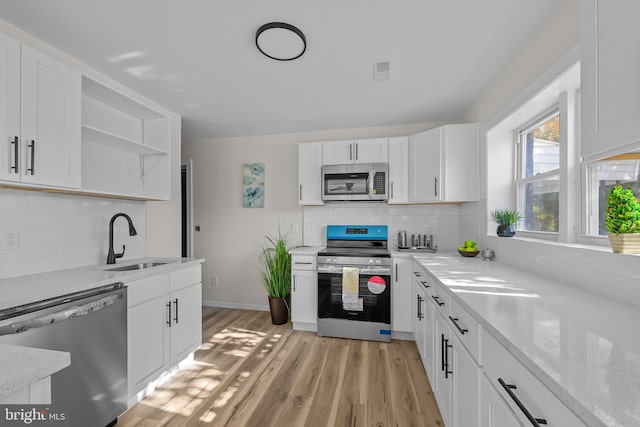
top-left (181, 160), bottom-right (193, 258)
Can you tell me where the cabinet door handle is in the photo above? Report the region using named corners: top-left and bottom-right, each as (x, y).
top-left (355, 142), bottom-right (358, 160)
top-left (441, 333), bottom-right (446, 372)
top-left (432, 295), bottom-right (444, 307)
top-left (498, 378), bottom-right (548, 426)
top-left (390, 181), bottom-right (394, 198)
top-left (293, 275), bottom-right (297, 292)
top-left (417, 295), bottom-right (423, 320)
top-left (349, 144), bottom-right (353, 161)
top-left (11, 136), bottom-right (18, 173)
top-left (434, 177), bottom-right (438, 197)
top-left (174, 298), bottom-right (179, 323)
top-left (395, 263), bottom-right (398, 282)
top-left (28, 140), bottom-right (35, 175)
top-left (449, 316), bottom-right (468, 335)
top-left (299, 184), bottom-right (302, 201)
top-left (166, 302), bottom-right (172, 327)
top-left (444, 338), bottom-right (453, 379)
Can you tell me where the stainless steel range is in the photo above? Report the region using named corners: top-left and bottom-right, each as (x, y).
top-left (317, 225), bottom-right (392, 342)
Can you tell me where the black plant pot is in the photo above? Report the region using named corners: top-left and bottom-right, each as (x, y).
top-left (496, 224), bottom-right (516, 237)
top-left (268, 295), bottom-right (290, 325)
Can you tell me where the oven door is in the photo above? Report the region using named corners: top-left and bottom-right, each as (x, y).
top-left (317, 264), bottom-right (391, 323)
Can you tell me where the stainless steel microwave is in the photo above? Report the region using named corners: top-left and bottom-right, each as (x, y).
top-left (321, 163), bottom-right (388, 201)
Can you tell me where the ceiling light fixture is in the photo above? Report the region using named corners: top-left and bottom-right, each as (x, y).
top-left (255, 22), bottom-right (307, 61)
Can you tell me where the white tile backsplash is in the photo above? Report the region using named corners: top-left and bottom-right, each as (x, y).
top-left (303, 202), bottom-right (462, 249)
top-left (0, 189), bottom-right (145, 279)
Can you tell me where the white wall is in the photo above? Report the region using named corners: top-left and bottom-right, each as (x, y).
top-left (0, 189), bottom-right (145, 279)
top-left (183, 123), bottom-right (440, 309)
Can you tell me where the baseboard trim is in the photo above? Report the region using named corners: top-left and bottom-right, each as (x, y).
top-left (203, 299), bottom-right (269, 312)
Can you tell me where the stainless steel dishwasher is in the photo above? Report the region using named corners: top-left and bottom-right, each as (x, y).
top-left (0, 283), bottom-right (127, 427)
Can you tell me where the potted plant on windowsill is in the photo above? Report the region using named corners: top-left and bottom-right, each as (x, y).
top-left (489, 209), bottom-right (521, 237)
top-left (258, 232), bottom-right (291, 325)
top-left (605, 185), bottom-right (640, 254)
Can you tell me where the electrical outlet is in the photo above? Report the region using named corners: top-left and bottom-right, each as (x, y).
top-left (0, 228), bottom-right (19, 250)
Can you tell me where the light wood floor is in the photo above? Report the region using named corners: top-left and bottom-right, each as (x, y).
top-left (119, 307), bottom-right (444, 427)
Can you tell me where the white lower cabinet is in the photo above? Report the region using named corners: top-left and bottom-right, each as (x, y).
top-left (126, 265), bottom-right (202, 403)
top-left (291, 255), bottom-right (317, 331)
top-left (434, 312), bottom-right (453, 426)
top-left (392, 256), bottom-right (412, 332)
top-left (450, 332), bottom-right (480, 427)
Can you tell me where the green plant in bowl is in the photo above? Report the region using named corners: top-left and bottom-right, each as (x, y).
top-left (489, 209), bottom-right (521, 237)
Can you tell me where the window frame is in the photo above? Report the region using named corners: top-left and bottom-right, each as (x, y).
top-left (515, 107), bottom-right (561, 239)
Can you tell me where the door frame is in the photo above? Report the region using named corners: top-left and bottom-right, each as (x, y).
top-left (181, 159), bottom-right (193, 258)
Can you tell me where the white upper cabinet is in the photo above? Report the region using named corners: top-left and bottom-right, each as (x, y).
top-left (298, 142), bottom-right (323, 205)
top-left (581, 0), bottom-right (640, 160)
top-left (20, 46), bottom-right (81, 189)
top-left (353, 138), bottom-right (388, 163)
top-left (0, 40), bottom-right (81, 189)
top-left (388, 136), bottom-right (409, 203)
top-left (0, 32), bottom-right (20, 182)
top-left (409, 123), bottom-right (479, 203)
top-left (409, 127), bottom-right (441, 202)
top-left (322, 138), bottom-right (388, 165)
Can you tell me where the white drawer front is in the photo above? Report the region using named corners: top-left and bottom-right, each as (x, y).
top-left (292, 255), bottom-right (316, 271)
top-left (482, 329), bottom-right (586, 427)
top-left (170, 265), bottom-right (202, 292)
top-left (449, 298), bottom-right (481, 366)
top-left (431, 279), bottom-right (450, 317)
top-left (126, 273), bottom-right (170, 307)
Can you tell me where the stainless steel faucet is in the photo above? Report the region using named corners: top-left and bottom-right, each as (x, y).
top-left (107, 213), bottom-right (137, 264)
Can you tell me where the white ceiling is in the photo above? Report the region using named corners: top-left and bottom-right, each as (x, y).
top-left (0, 1), bottom-right (559, 140)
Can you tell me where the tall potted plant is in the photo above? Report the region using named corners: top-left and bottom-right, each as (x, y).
top-left (605, 185), bottom-right (640, 253)
top-left (489, 209), bottom-right (521, 237)
top-left (258, 233), bottom-right (291, 324)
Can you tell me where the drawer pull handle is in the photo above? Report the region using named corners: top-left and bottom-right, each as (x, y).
top-left (420, 280), bottom-right (430, 288)
top-left (498, 378), bottom-right (548, 426)
top-left (295, 262), bottom-right (313, 265)
top-left (449, 316), bottom-right (468, 335)
top-left (431, 295), bottom-right (444, 307)
top-left (413, 271), bottom-right (421, 277)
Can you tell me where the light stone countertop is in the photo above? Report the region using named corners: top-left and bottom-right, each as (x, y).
top-left (289, 246), bottom-right (324, 255)
top-left (0, 257), bottom-right (204, 311)
top-left (0, 345), bottom-right (70, 399)
top-left (412, 251), bottom-right (640, 427)
top-left (0, 257), bottom-right (204, 399)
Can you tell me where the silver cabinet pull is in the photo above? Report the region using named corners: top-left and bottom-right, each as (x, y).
top-left (434, 177), bottom-right (438, 197)
top-left (174, 298), bottom-right (179, 323)
top-left (27, 140), bottom-right (35, 175)
top-left (166, 302), bottom-right (172, 327)
top-left (11, 136), bottom-right (18, 173)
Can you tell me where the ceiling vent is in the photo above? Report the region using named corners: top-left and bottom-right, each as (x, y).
top-left (373, 61), bottom-right (390, 81)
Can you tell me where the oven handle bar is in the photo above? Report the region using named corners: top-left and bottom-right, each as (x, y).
top-left (317, 265), bottom-right (392, 275)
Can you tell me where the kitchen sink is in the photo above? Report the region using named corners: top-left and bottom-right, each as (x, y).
top-left (105, 262), bottom-right (169, 272)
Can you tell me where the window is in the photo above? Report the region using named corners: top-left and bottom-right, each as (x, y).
top-left (516, 112), bottom-right (560, 233)
top-left (585, 158), bottom-right (640, 236)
